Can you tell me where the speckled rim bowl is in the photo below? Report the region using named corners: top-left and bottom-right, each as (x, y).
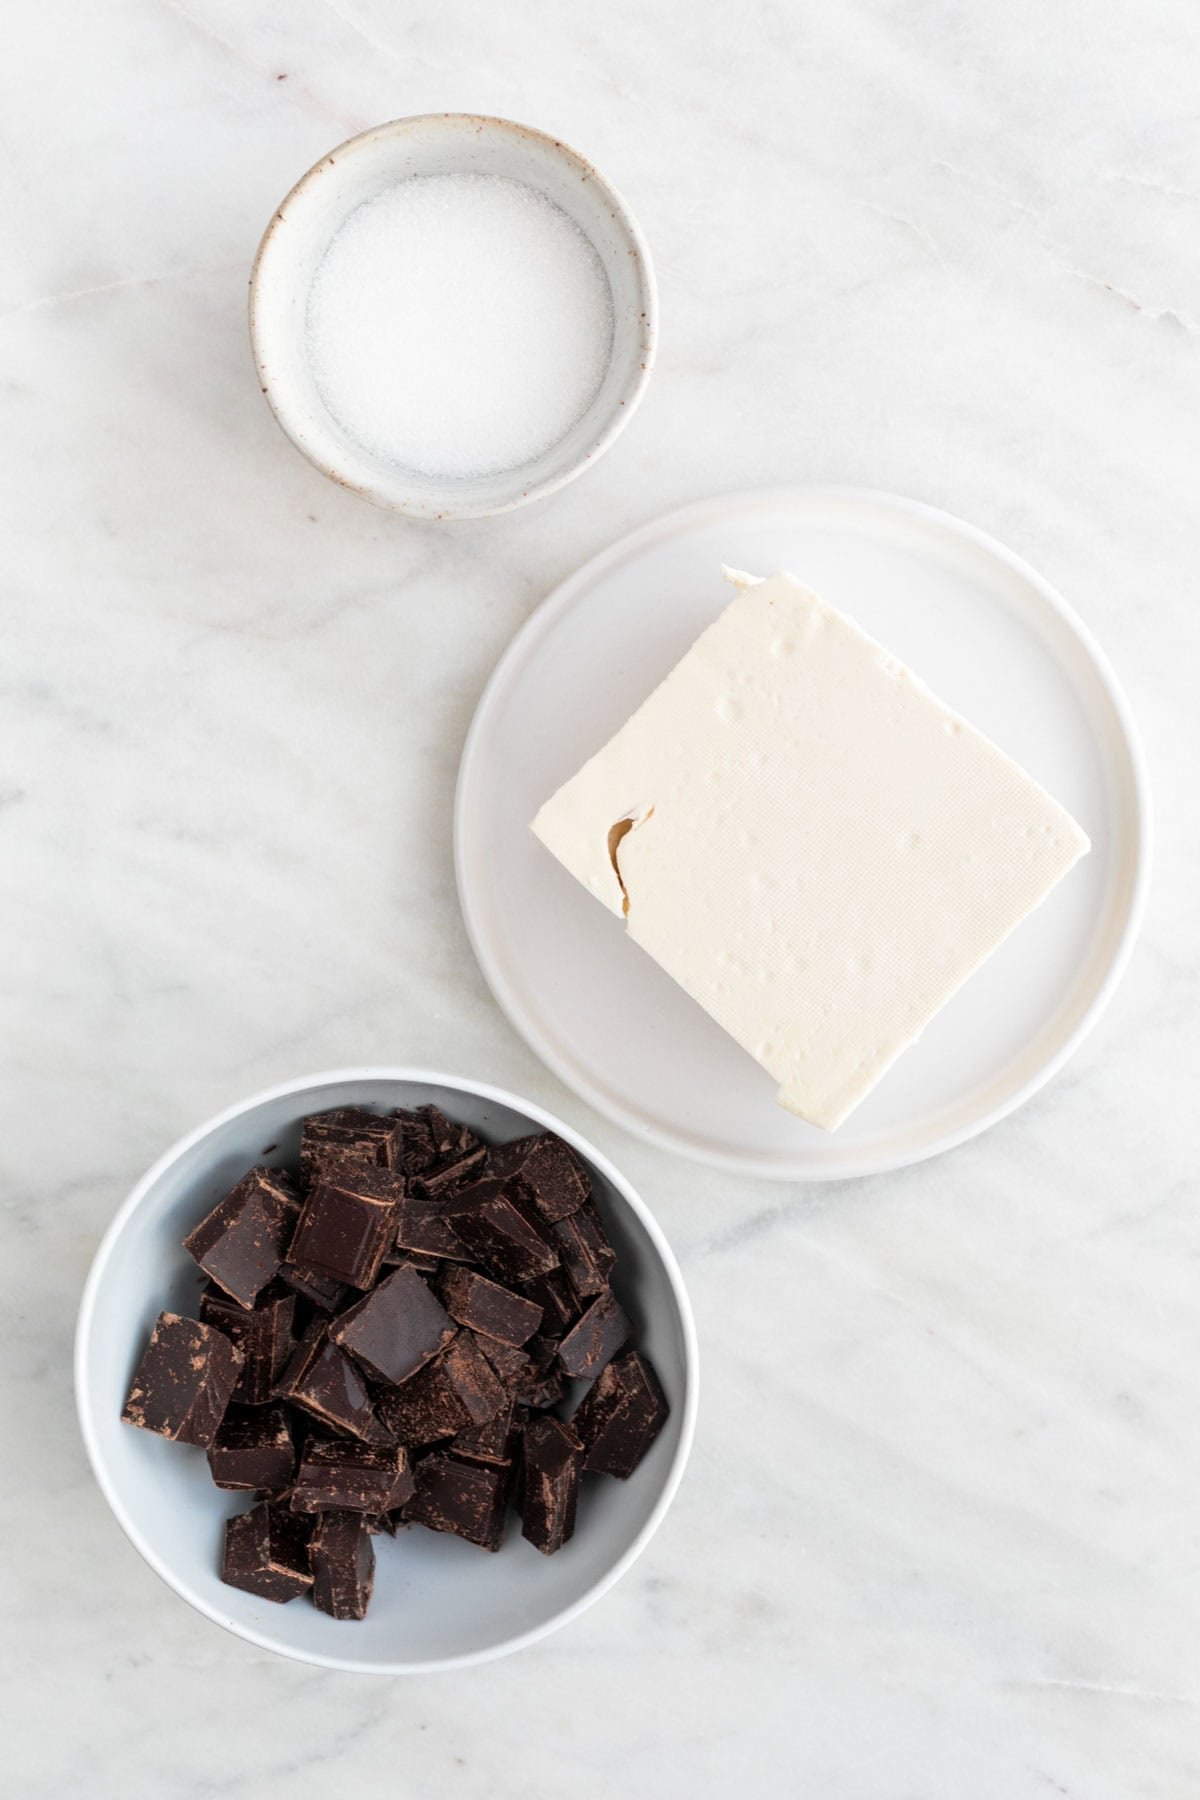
top-left (75, 1067), bottom-right (697, 1674)
top-left (249, 115), bottom-right (658, 519)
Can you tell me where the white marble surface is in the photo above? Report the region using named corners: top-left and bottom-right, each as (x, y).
top-left (3, 1), bottom-right (1199, 1794)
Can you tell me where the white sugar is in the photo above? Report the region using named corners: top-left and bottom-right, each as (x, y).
top-left (305, 174), bottom-right (614, 480)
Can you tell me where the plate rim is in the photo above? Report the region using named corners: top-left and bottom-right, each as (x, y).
top-left (454, 485), bottom-right (1153, 1181)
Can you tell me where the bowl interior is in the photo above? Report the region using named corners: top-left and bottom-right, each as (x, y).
top-left (77, 1074), bottom-right (693, 1672)
top-left (251, 116), bottom-right (655, 517)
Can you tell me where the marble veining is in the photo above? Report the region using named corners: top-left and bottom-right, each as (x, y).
top-left (2, 0), bottom-right (1199, 1795)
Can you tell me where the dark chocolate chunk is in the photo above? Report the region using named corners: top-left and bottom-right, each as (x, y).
top-left (439, 1179), bottom-right (560, 1284)
top-left (121, 1311), bottom-right (242, 1447)
top-left (392, 1108), bottom-right (437, 1175)
top-left (394, 1194), bottom-right (472, 1262)
top-left (287, 1165), bottom-right (402, 1289)
top-left (374, 1331), bottom-right (506, 1446)
top-left (390, 1102), bottom-right (464, 1179)
top-left (183, 1166), bottom-right (300, 1310)
top-left (276, 1262), bottom-right (347, 1313)
top-left (207, 1403), bottom-right (295, 1492)
top-left (520, 1414), bottom-right (583, 1555)
top-left (222, 1501), bottom-right (312, 1603)
top-left (477, 1333), bottom-right (564, 1405)
top-left (524, 1366), bottom-right (566, 1409)
top-left (475, 1336), bottom-right (533, 1393)
top-left (330, 1265), bottom-right (455, 1386)
top-left (504, 1177), bottom-right (570, 1251)
top-left (290, 1439), bottom-right (415, 1514)
top-left (418, 1104), bottom-right (461, 1157)
top-left (200, 1280), bottom-right (295, 1404)
top-left (310, 1510), bottom-right (375, 1619)
top-left (274, 1320), bottom-right (383, 1442)
top-left (487, 1132), bottom-right (590, 1223)
top-left (448, 1393), bottom-right (519, 1467)
top-left (439, 1265), bottom-right (542, 1348)
top-left (382, 1247), bottom-right (442, 1276)
top-left (518, 1270), bottom-right (580, 1338)
top-left (517, 1337), bottom-right (566, 1407)
top-left (299, 1106), bottom-right (402, 1185)
top-left (412, 1143), bottom-right (488, 1199)
top-left (550, 1202), bottom-right (616, 1299)
top-left (403, 1453), bottom-right (510, 1551)
top-left (557, 1289), bottom-right (630, 1379)
top-left (571, 1350), bottom-right (669, 1478)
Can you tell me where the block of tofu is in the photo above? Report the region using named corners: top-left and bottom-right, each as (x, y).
top-left (531, 569), bottom-right (1090, 1131)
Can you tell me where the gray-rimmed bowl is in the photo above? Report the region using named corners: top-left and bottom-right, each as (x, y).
top-left (75, 1067), bottom-right (696, 1673)
top-left (249, 115), bottom-right (657, 519)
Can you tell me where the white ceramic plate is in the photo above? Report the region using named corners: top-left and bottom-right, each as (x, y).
top-left (455, 489), bottom-right (1150, 1180)
top-left (75, 1069), bottom-right (697, 1674)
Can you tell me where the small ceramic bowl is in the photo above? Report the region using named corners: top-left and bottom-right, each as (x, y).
top-left (249, 115), bottom-right (657, 519)
top-left (75, 1068), bottom-right (696, 1674)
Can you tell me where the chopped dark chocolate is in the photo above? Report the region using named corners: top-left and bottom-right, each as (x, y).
top-left (394, 1194), bottom-right (472, 1262)
top-left (127, 1101), bottom-right (667, 1625)
top-left (290, 1439), bottom-right (415, 1514)
top-left (363, 1511), bottom-right (404, 1536)
top-left (274, 1320), bottom-right (383, 1442)
top-left (550, 1201), bottom-right (617, 1298)
top-left (374, 1331), bottom-right (506, 1445)
top-left (200, 1280), bottom-right (295, 1405)
top-left (222, 1501), bottom-right (312, 1602)
top-left (439, 1265), bottom-right (542, 1348)
top-left (207, 1403), bottom-right (296, 1492)
top-left (487, 1132), bottom-right (590, 1223)
top-left (418, 1104), bottom-right (461, 1157)
top-left (121, 1311), bottom-right (242, 1447)
top-left (571, 1350), bottom-right (669, 1479)
top-left (412, 1142), bottom-right (488, 1199)
top-left (557, 1289), bottom-right (631, 1379)
top-left (310, 1510), bottom-right (375, 1619)
top-left (330, 1265), bottom-right (455, 1386)
top-left (475, 1335), bottom-right (534, 1393)
top-left (392, 1107), bottom-right (437, 1175)
top-left (276, 1262), bottom-right (347, 1313)
top-left (520, 1414), bottom-right (583, 1555)
top-left (524, 1364), bottom-right (566, 1409)
top-left (439, 1178), bottom-right (560, 1283)
top-left (183, 1166), bottom-right (300, 1310)
top-left (518, 1269), bottom-right (579, 1338)
top-left (300, 1106), bottom-right (402, 1185)
top-left (403, 1452), bottom-right (510, 1551)
top-left (381, 1247), bottom-right (442, 1276)
top-left (286, 1164), bottom-right (402, 1289)
top-left (479, 1333), bottom-right (563, 1405)
top-left (448, 1393), bottom-right (519, 1467)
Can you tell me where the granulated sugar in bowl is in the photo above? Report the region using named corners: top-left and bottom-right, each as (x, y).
top-left (250, 115), bottom-right (657, 518)
top-left (307, 174), bottom-right (613, 479)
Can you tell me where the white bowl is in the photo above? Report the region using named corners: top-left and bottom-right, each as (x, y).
top-left (75, 1068), bottom-right (696, 1674)
top-left (249, 115), bottom-right (658, 519)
